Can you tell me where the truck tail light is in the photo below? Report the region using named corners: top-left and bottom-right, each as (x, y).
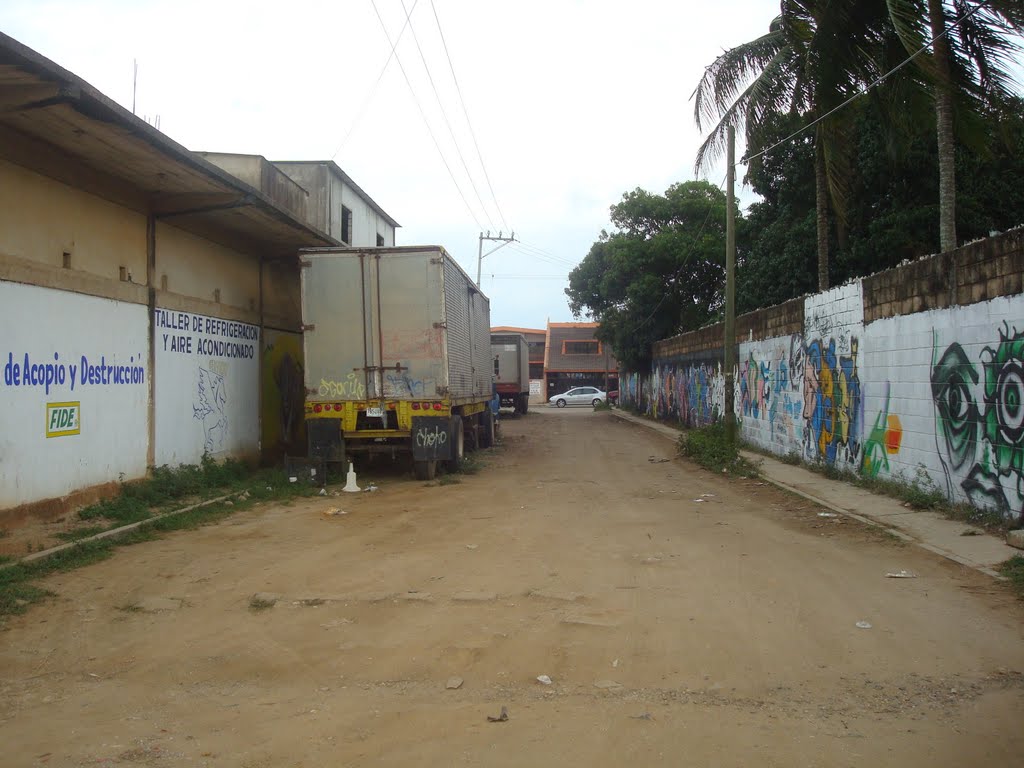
top-left (412, 402), bottom-right (420, 410)
top-left (334, 404), bottom-right (343, 412)
top-left (388, 403), bottom-right (396, 410)
top-left (314, 404), bottom-right (323, 413)
top-left (432, 403), bottom-right (442, 411)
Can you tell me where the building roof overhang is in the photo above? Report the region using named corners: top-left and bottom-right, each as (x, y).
top-left (0, 32), bottom-right (338, 259)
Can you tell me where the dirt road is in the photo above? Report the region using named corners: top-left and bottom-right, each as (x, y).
top-left (2, 408), bottom-right (1023, 767)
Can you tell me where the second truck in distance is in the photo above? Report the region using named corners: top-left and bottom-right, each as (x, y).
top-left (490, 332), bottom-right (530, 414)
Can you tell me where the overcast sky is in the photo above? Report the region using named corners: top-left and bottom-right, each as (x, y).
top-left (1, 0), bottom-right (778, 328)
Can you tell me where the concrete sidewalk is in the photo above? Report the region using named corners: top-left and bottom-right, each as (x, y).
top-left (610, 408), bottom-right (1018, 579)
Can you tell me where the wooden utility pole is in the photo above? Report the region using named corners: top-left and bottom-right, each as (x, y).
top-left (724, 126), bottom-right (737, 445)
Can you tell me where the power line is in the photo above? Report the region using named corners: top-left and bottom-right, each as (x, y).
top-left (513, 240), bottom-right (578, 266)
top-left (331, 0), bottom-right (419, 162)
top-left (369, 0), bottom-right (484, 230)
top-left (507, 243), bottom-right (574, 270)
top-left (487, 274), bottom-right (566, 280)
top-left (400, 0), bottom-right (497, 231)
top-left (744, 0), bottom-right (996, 166)
top-left (430, 0), bottom-right (511, 231)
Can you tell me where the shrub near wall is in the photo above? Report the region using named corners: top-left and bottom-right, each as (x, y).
top-left (629, 229), bottom-right (1024, 524)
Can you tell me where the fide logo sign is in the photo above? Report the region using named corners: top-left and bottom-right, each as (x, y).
top-left (46, 401), bottom-right (80, 438)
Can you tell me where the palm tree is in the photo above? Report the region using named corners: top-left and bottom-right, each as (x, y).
top-left (693, 1), bottom-right (885, 291)
top-left (883, 0), bottom-right (1024, 252)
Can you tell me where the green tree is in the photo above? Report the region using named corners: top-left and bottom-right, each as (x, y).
top-left (738, 95), bottom-right (1024, 312)
top-left (566, 181), bottom-right (736, 371)
top-left (882, 0), bottom-right (1024, 252)
top-left (693, 1), bottom-right (885, 291)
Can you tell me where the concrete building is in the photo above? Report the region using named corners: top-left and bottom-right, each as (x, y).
top-left (274, 161), bottom-right (399, 247)
top-left (543, 322), bottom-right (619, 399)
top-left (199, 155), bottom-right (399, 248)
top-left (0, 32), bottom-right (341, 521)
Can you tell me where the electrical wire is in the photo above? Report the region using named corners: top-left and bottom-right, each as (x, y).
top-left (369, 0), bottom-right (485, 230)
top-left (430, 0), bottom-right (511, 231)
top-left (400, 0), bottom-right (498, 231)
top-left (330, 0), bottom-right (419, 162)
top-left (488, 274), bottom-right (567, 280)
top-left (507, 243), bottom-right (574, 270)
top-left (743, 0), bottom-right (996, 165)
top-left (507, 241), bottom-right (578, 269)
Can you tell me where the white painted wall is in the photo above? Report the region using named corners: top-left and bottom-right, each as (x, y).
top-left (0, 281), bottom-right (149, 507)
top-left (639, 280), bottom-right (1024, 523)
top-left (154, 308), bottom-right (260, 466)
top-left (863, 295), bottom-right (1024, 520)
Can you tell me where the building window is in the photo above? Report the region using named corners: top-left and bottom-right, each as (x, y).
top-left (376, 233), bottom-right (385, 246)
top-left (562, 340), bottom-right (600, 355)
top-left (341, 205), bottom-right (353, 244)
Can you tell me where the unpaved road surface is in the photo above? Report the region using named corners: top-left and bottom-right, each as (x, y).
top-left (2, 408), bottom-right (1023, 767)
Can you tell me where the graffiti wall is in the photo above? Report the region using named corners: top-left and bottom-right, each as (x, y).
top-left (635, 276), bottom-right (1024, 523)
top-left (648, 352), bottom-right (724, 428)
top-left (0, 282), bottom-right (149, 508)
top-left (154, 308), bottom-right (260, 466)
top-left (261, 329), bottom-right (305, 461)
top-left (864, 296), bottom-right (1023, 521)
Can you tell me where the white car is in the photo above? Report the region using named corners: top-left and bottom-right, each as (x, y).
top-left (549, 386), bottom-right (607, 408)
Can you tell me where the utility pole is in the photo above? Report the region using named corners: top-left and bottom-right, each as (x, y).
top-left (476, 231), bottom-right (516, 286)
top-left (724, 125), bottom-right (737, 446)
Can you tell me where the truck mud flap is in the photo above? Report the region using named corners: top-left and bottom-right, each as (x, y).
top-left (411, 416), bottom-right (453, 461)
top-left (308, 418), bottom-right (345, 462)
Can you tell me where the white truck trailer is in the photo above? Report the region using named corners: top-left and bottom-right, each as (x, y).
top-left (300, 246), bottom-right (495, 480)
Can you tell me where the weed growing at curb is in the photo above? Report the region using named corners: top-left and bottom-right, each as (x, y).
top-left (997, 556), bottom-right (1024, 597)
top-left (678, 424), bottom-right (759, 478)
top-left (438, 474), bottom-right (462, 485)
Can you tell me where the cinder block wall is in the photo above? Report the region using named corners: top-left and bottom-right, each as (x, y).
top-left (626, 228), bottom-right (1024, 523)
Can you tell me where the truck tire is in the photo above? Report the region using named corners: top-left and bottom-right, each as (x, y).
top-left (520, 394), bottom-right (529, 414)
top-left (413, 460), bottom-right (437, 481)
top-left (480, 410), bottom-right (495, 448)
top-left (556, 398), bottom-right (566, 408)
top-left (446, 415), bottom-right (464, 471)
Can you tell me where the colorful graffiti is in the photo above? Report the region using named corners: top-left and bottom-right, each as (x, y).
top-left (860, 382), bottom-right (903, 479)
top-left (738, 335), bottom-right (805, 451)
top-left (650, 357), bottom-right (723, 428)
top-left (932, 323), bottom-right (1024, 521)
top-left (803, 337), bottom-right (862, 465)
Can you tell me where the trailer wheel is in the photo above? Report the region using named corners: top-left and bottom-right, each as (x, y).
top-left (446, 415), bottom-right (464, 471)
top-left (520, 394), bottom-right (529, 414)
top-left (465, 415), bottom-right (479, 452)
top-left (413, 460), bottom-right (437, 481)
top-left (480, 410), bottom-right (495, 448)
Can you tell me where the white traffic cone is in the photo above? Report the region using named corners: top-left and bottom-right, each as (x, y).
top-left (342, 462), bottom-right (361, 493)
